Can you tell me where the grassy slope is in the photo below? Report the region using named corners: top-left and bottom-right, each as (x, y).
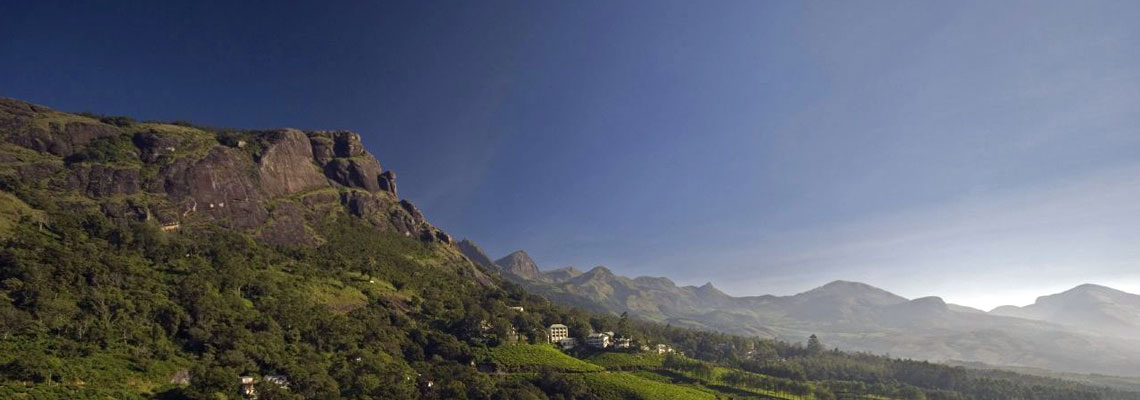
top-left (484, 345), bottom-right (603, 372)
top-left (489, 348), bottom-right (825, 400)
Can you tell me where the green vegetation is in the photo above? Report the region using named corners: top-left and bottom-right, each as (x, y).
top-left (0, 102), bottom-right (1135, 399)
top-left (0, 190), bottom-right (44, 238)
top-left (64, 133), bottom-right (141, 165)
top-left (584, 372), bottom-right (716, 400)
top-left (583, 352), bottom-right (664, 370)
top-left (485, 345), bottom-right (603, 372)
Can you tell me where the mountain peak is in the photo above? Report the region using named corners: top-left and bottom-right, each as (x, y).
top-left (812, 280), bottom-right (886, 294)
top-left (799, 280), bottom-right (907, 305)
top-left (502, 249), bottom-right (530, 259)
top-left (1035, 283), bottom-right (1136, 306)
top-left (584, 265), bottom-right (614, 277)
top-left (565, 266), bottom-right (617, 286)
top-left (990, 283), bottom-right (1140, 338)
top-left (1066, 283), bottom-right (1118, 295)
top-left (694, 281), bottom-right (729, 299)
top-left (494, 250), bottom-right (541, 279)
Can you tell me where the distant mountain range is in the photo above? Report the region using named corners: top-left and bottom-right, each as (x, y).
top-left (991, 283), bottom-right (1140, 339)
top-left (459, 240), bottom-right (1140, 377)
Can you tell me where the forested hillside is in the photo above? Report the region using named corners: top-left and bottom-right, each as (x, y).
top-left (0, 97), bottom-right (1135, 399)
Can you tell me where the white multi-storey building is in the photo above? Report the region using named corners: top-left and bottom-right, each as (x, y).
top-left (548, 324), bottom-right (569, 343)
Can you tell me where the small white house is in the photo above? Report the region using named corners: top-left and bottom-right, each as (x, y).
top-left (508, 306), bottom-right (525, 312)
top-left (614, 337), bottom-right (633, 349)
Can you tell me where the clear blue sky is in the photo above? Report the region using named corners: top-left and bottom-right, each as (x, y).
top-left (4, 1), bottom-right (1140, 309)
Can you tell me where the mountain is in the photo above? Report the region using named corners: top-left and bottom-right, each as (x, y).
top-left (2, 97), bottom-right (1134, 399)
top-left (991, 284), bottom-right (1140, 338)
top-left (542, 266), bottom-right (582, 282)
top-left (0, 98), bottom-right (450, 248)
top-left (493, 250), bottom-right (542, 279)
top-left (477, 242), bottom-right (1140, 376)
top-left (457, 238), bottom-right (495, 267)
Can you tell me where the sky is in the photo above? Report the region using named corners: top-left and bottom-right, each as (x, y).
top-left (3, 1), bottom-right (1140, 310)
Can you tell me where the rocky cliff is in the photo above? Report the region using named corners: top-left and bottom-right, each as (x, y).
top-left (0, 97), bottom-right (450, 248)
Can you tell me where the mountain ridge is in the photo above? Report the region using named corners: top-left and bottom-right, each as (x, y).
top-left (990, 282), bottom-right (1140, 338)
top-left (458, 238), bottom-right (1140, 377)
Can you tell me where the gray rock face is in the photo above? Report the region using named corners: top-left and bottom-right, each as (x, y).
top-left (161, 146), bottom-right (268, 229)
top-left (58, 165), bottom-right (141, 197)
top-left (257, 129), bottom-right (328, 197)
top-left (309, 136), bottom-right (336, 165)
top-left (323, 158), bottom-right (383, 192)
top-left (0, 97), bottom-right (116, 156)
top-left (3, 113), bottom-right (118, 157)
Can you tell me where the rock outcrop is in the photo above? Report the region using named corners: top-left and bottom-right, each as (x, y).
top-left (257, 129), bottom-right (328, 197)
top-left (0, 97), bottom-right (452, 248)
top-left (0, 98), bottom-right (119, 157)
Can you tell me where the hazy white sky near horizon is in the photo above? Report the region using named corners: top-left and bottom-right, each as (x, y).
top-left (660, 163), bottom-right (1140, 310)
top-left (4, 1), bottom-right (1140, 311)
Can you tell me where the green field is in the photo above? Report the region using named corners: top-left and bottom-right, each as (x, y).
top-left (584, 352), bottom-right (665, 370)
top-left (485, 344), bottom-right (604, 372)
top-left (584, 372), bottom-right (717, 400)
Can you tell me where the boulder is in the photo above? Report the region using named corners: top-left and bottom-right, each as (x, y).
top-left (379, 170), bottom-right (397, 195)
top-left (399, 199), bottom-right (425, 224)
top-left (323, 157), bottom-right (383, 192)
top-left (341, 190), bottom-right (384, 218)
top-left (133, 130), bottom-right (183, 163)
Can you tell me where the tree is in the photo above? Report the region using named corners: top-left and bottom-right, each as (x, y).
top-left (806, 334), bottom-right (823, 356)
top-left (616, 311), bottom-right (630, 337)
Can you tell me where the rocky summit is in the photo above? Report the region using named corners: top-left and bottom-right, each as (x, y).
top-left (0, 97), bottom-right (449, 248)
